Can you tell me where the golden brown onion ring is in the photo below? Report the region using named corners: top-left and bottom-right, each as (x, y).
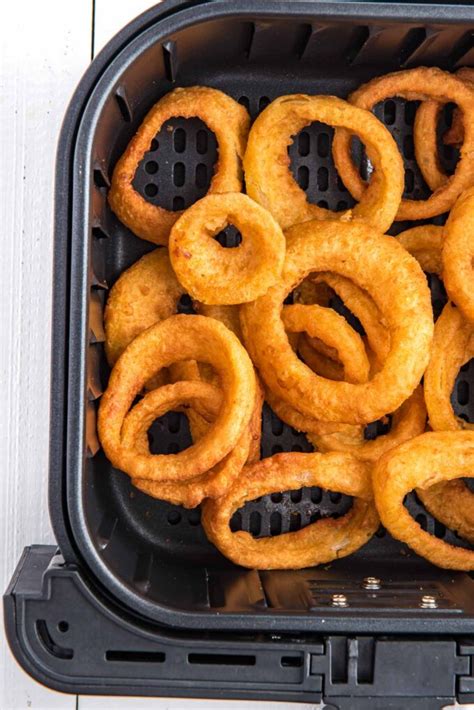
top-left (108, 86), bottom-right (250, 245)
top-left (244, 94), bottom-right (403, 233)
top-left (413, 68), bottom-right (474, 191)
top-left (104, 248), bottom-right (184, 366)
top-left (395, 225), bottom-right (444, 277)
top-left (241, 220), bottom-right (433, 425)
top-left (202, 451), bottom-right (379, 569)
top-left (333, 67), bottom-right (474, 221)
top-left (443, 187), bottom-right (474, 324)
top-left (424, 302), bottom-right (474, 432)
top-left (373, 431), bottom-right (474, 569)
top-left (169, 193), bottom-right (285, 305)
top-left (98, 314), bottom-right (256, 482)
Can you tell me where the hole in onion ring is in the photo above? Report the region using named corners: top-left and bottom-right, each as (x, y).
top-left (213, 224), bottom-right (242, 249)
top-left (147, 411), bottom-right (192, 455)
top-left (288, 122), bottom-right (356, 212)
top-left (229, 487), bottom-right (353, 539)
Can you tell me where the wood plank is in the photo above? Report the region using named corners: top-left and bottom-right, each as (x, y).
top-left (0, 1), bottom-right (93, 708)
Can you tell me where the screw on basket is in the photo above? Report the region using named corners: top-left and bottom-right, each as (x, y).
top-left (420, 594), bottom-right (438, 609)
top-left (362, 576), bottom-right (381, 591)
top-left (331, 593), bottom-right (349, 608)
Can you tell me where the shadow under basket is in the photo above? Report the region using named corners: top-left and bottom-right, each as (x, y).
top-left (4, 0), bottom-right (474, 706)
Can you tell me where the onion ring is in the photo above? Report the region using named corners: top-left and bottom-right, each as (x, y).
top-left (98, 314), bottom-right (256, 481)
top-left (310, 386), bottom-right (426, 463)
top-left (108, 86), bottom-right (250, 245)
top-left (169, 193), bottom-right (285, 305)
top-left (413, 68), bottom-right (474, 191)
top-left (395, 225), bottom-right (444, 277)
top-left (281, 303), bottom-right (370, 384)
top-left (443, 187), bottom-right (474, 324)
top-left (416, 481), bottom-right (474, 546)
top-left (193, 302), bottom-right (242, 341)
top-left (243, 94), bottom-right (403, 233)
top-left (240, 220), bottom-right (433, 424)
top-left (104, 248), bottom-right (184, 366)
top-left (298, 335), bottom-right (345, 381)
top-left (202, 451), bottom-right (379, 569)
top-left (424, 302), bottom-right (474, 431)
top-left (129, 382), bottom-right (263, 508)
top-left (373, 431), bottom-right (474, 569)
top-left (332, 67), bottom-right (474, 221)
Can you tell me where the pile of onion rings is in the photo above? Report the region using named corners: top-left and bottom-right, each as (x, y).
top-left (98, 72), bottom-right (474, 570)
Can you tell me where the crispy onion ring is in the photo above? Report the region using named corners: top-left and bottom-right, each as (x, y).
top-left (298, 335), bottom-right (345, 381)
top-left (169, 193), bottom-right (285, 305)
top-left (310, 386), bottom-right (426, 463)
top-left (417, 481), bottom-right (474, 546)
top-left (128, 382), bottom-right (263, 508)
top-left (193, 302), bottom-right (242, 341)
top-left (424, 302), bottom-right (474, 432)
top-left (395, 225), bottom-right (444, 277)
top-left (373, 432), bottom-right (474, 569)
top-left (303, 275), bottom-right (426, 461)
top-left (282, 303), bottom-right (370, 384)
top-left (332, 67), bottom-right (474, 221)
top-left (241, 220), bottom-right (433, 424)
top-left (413, 68), bottom-right (474, 191)
top-left (104, 248), bottom-right (184, 366)
top-left (443, 187), bottom-right (474, 324)
top-left (108, 86), bottom-right (250, 245)
top-left (262, 301), bottom-right (369, 435)
top-left (98, 314), bottom-right (256, 481)
top-left (202, 452), bottom-right (379, 569)
top-left (243, 94), bottom-right (403, 233)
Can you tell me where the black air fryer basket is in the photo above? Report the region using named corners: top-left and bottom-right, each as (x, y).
top-left (5, 1), bottom-right (474, 706)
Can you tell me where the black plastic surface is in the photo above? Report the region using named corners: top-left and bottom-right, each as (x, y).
top-left (54, 0), bottom-right (474, 629)
top-left (4, 546), bottom-right (474, 707)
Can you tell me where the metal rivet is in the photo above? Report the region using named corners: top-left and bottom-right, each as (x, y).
top-left (331, 594), bottom-right (348, 608)
top-left (362, 576), bottom-right (381, 590)
top-left (420, 594), bottom-right (438, 609)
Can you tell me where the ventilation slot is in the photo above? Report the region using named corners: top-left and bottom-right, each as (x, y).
top-left (188, 653), bottom-right (256, 666)
top-left (281, 655), bottom-right (303, 667)
top-left (106, 650), bottom-right (165, 663)
top-left (93, 165), bottom-right (110, 189)
top-left (36, 620), bottom-right (73, 660)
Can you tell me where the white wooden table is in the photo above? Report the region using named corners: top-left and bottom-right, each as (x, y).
top-left (0, 1), bottom-right (318, 707)
top-left (0, 2), bottom-right (470, 709)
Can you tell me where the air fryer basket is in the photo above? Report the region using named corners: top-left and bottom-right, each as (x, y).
top-left (50, 0), bottom-right (474, 631)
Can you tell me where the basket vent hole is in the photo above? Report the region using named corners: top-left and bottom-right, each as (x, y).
top-left (317, 199), bottom-right (328, 209)
top-left (271, 444), bottom-right (283, 455)
top-left (173, 196), bottom-right (185, 211)
top-left (150, 138), bottom-right (159, 151)
top-left (57, 621), bottom-right (69, 633)
top-left (230, 511), bottom-right (242, 532)
top-left (289, 512), bottom-right (301, 532)
top-left (337, 200), bottom-right (348, 211)
top-left (187, 509), bottom-right (201, 526)
top-left (384, 99), bottom-right (396, 126)
top-left (270, 511), bottom-right (282, 535)
top-left (290, 489), bottom-right (302, 503)
top-left (298, 131), bottom-right (310, 156)
top-left (329, 491), bottom-right (342, 504)
top-left (173, 127), bottom-right (186, 153)
top-left (144, 183), bottom-right (158, 197)
top-left (145, 160), bottom-right (158, 175)
top-left (238, 95), bottom-right (250, 111)
top-left (317, 132), bottom-right (329, 158)
top-left (317, 166), bottom-right (329, 192)
top-left (297, 165), bottom-right (309, 190)
top-left (173, 162), bottom-right (185, 187)
top-left (249, 511), bottom-right (262, 536)
top-left (270, 410), bottom-right (284, 436)
top-left (404, 101), bottom-right (417, 125)
top-left (167, 510), bottom-right (181, 525)
top-left (271, 493), bottom-right (283, 503)
top-left (405, 168), bottom-right (415, 194)
top-left (177, 293), bottom-right (195, 314)
top-left (434, 519), bottom-right (447, 539)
